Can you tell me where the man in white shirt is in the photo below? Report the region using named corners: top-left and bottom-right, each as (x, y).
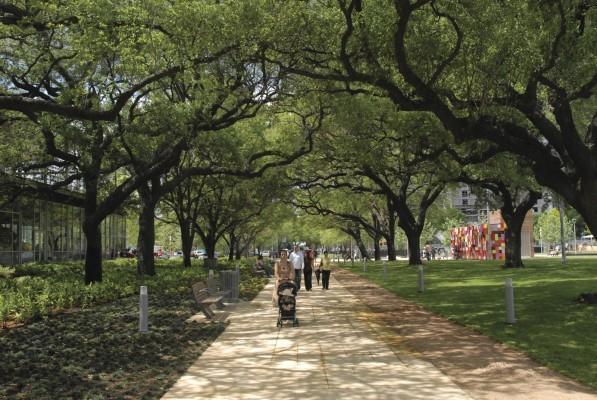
top-left (289, 245), bottom-right (304, 292)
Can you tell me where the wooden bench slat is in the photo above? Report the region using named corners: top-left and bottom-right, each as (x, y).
top-left (191, 282), bottom-right (229, 320)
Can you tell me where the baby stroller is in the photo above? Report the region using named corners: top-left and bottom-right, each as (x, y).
top-left (276, 280), bottom-right (299, 327)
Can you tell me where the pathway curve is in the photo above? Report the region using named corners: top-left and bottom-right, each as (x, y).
top-left (162, 276), bottom-right (473, 400)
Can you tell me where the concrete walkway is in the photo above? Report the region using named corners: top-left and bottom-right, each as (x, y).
top-left (162, 276), bottom-right (473, 400)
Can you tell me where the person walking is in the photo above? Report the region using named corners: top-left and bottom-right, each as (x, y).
top-left (289, 245), bottom-right (304, 292)
top-left (314, 249), bottom-right (321, 286)
top-left (273, 249), bottom-right (294, 305)
top-left (320, 250), bottom-right (333, 290)
top-left (303, 247), bottom-right (315, 291)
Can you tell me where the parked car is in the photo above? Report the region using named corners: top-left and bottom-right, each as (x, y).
top-left (119, 247), bottom-right (137, 258)
top-left (170, 250), bottom-right (184, 258)
top-left (261, 250), bottom-right (271, 257)
top-left (192, 249), bottom-right (206, 259)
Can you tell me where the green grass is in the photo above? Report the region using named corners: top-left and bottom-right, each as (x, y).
top-left (342, 257), bottom-right (597, 389)
top-left (0, 258), bottom-right (268, 399)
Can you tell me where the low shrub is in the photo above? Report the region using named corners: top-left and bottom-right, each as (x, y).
top-left (0, 259), bottom-right (208, 325)
top-left (0, 257), bottom-right (269, 325)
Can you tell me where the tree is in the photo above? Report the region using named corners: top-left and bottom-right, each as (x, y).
top-left (1, 1), bottom-right (287, 282)
top-left (291, 95), bottom-right (456, 264)
top-left (263, 0), bottom-right (597, 238)
top-left (457, 154), bottom-right (542, 267)
top-left (160, 107), bottom-right (323, 264)
top-left (535, 209), bottom-right (572, 248)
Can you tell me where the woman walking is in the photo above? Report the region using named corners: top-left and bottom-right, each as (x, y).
top-left (320, 250), bottom-right (333, 290)
top-left (303, 247), bottom-right (315, 291)
top-left (273, 249), bottom-right (295, 305)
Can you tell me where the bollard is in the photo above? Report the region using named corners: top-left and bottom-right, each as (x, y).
top-left (139, 286), bottom-right (148, 333)
top-left (505, 278), bottom-right (516, 324)
top-left (417, 265), bottom-right (425, 293)
top-left (383, 261), bottom-right (388, 280)
top-left (363, 258), bottom-right (367, 273)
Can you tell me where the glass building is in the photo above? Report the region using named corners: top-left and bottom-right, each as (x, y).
top-left (0, 196), bottom-right (126, 266)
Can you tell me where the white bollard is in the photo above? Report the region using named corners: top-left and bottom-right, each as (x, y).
top-left (417, 265), bottom-right (425, 293)
top-left (505, 278), bottom-right (516, 324)
top-left (139, 286), bottom-right (148, 333)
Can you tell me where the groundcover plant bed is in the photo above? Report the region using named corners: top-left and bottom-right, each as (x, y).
top-left (0, 259), bottom-right (239, 325)
top-left (342, 257), bottom-right (597, 389)
top-left (0, 290), bottom-right (225, 399)
top-left (0, 258), bottom-right (269, 398)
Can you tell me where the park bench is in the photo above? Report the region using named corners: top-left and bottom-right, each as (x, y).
top-left (251, 264), bottom-right (267, 277)
top-left (191, 282), bottom-right (230, 322)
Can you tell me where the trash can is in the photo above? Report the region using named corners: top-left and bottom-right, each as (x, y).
top-left (219, 269), bottom-right (240, 302)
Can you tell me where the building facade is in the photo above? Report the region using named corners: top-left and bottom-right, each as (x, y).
top-left (0, 197), bottom-right (126, 265)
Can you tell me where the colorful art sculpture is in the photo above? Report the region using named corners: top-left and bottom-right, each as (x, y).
top-left (490, 223), bottom-right (506, 260)
top-left (450, 224), bottom-right (489, 260)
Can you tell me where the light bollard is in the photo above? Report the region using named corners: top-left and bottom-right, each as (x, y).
top-left (139, 286), bottom-right (148, 333)
top-left (383, 261), bottom-right (388, 280)
top-left (505, 278), bottom-right (516, 324)
top-left (417, 265), bottom-right (425, 293)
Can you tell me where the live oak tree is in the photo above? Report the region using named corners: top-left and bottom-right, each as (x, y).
top-left (291, 95), bottom-right (456, 264)
top-left (457, 154), bottom-right (542, 268)
top-left (1, 1), bottom-right (287, 282)
top-left (262, 0), bottom-right (597, 238)
top-left (160, 107), bottom-right (323, 264)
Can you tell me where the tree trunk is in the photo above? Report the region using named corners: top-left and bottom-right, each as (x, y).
top-left (234, 238), bottom-right (243, 260)
top-left (83, 176), bottom-right (102, 284)
top-left (405, 230), bottom-right (423, 265)
top-left (228, 232), bottom-right (236, 261)
top-left (503, 224), bottom-right (524, 268)
top-left (136, 200), bottom-right (156, 276)
top-left (499, 190), bottom-right (540, 268)
top-left (180, 219), bottom-right (193, 268)
top-left (355, 237), bottom-right (369, 259)
top-left (387, 202), bottom-right (397, 261)
top-left (83, 220), bottom-right (102, 284)
top-left (205, 232), bottom-right (217, 259)
top-left (373, 239), bottom-right (381, 260)
top-left (387, 239), bottom-right (397, 261)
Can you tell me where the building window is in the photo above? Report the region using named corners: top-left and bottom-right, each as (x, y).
top-left (462, 199), bottom-right (469, 205)
top-left (461, 190), bottom-right (468, 197)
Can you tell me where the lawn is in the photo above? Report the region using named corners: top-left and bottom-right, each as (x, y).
top-left (342, 257), bottom-right (597, 389)
top-left (0, 258), bottom-right (267, 399)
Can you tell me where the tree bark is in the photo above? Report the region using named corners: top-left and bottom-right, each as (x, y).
top-left (503, 223), bottom-right (524, 268)
top-left (386, 200), bottom-right (397, 261)
top-left (136, 203), bottom-right (156, 276)
top-left (180, 219), bottom-right (193, 268)
top-left (83, 220), bottom-right (102, 284)
top-left (405, 230), bottom-right (423, 265)
top-left (373, 239), bottom-right (381, 260)
top-left (499, 190), bottom-right (540, 268)
top-left (228, 234), bottom-right (235, 261)
top-left (136, 184), bottom-right (157, 276)
top-left (83, 175), bottom-right (102, 284)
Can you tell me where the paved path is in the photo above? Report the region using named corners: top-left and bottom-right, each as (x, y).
top-left (162, 276), bottom-right (472, 400)
top-left (334, 269), bottom-right (597, 400)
